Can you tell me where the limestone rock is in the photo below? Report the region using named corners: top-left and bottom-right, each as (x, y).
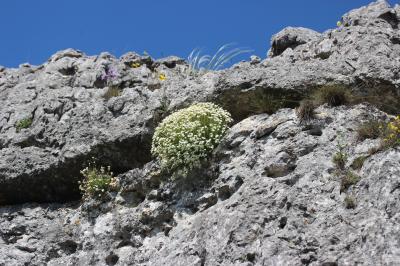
top-left (1, 1), bottom-right (400, 265)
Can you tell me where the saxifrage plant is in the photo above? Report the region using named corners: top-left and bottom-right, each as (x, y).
top-left (151, 102), bottom-right (233, 174)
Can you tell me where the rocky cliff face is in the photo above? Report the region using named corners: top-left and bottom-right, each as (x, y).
top-left (1, 1), bottom-right (400, 265)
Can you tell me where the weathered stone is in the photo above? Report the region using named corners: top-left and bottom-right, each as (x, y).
top-left (1, 1), bottom-right (400, 265)
top-left (268, 27), bottom-right (322, 57)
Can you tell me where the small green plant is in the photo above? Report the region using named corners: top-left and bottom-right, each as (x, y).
top-left (367, 116), bottom-right (400, 154)
top-left (296, 100), bottom-right (315, 123)
top-left (340, 171), bottom-right (361, 192)
top-left (344, 195), bottom-right (356, 209)
top-left (332, 138), bottom-right (348, 170)
top-left (151, 102), bottom-right (233, 173)
top-left (351, 155), bottom-right (367, 170)
top-left (333, 151), bottom-right (347, 170)
top-left (312, 85), bottom-right (350, 107)
top-left (187, 43), bottom-right (251, 76)
top-left (103, 85), bottom-right (122, 100)
top-left (79, 161), bottom-right (116, 200)
top-left (15, 118), bottom-right (32, 132)
top-left (357, 120), bottom-right (384, 141)
top-left (382, 115), bottom-right (400, 148)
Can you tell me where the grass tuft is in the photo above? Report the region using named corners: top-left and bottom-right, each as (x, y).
top-left (103, 85), bottom-right (122, 100)
top-left (16, 118), bottom-right (32, 132)
top-left (340, 171), bottom-right (361, 192)
top-left (357, 120), bottom-right (384, 141)
top-left (351, 156), bottom-right (368, 170)
top-left (187, 43), bottom-right (252, 76)
top-left (344, 195), bottom-right (356, 209)
top-left (296, 100), bottom-right (315, 123)
top-left (312, 85), bottom-right (350, 107)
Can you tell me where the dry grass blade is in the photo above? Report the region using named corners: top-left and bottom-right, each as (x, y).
top-left (187, 43), bottom-right (252, 75)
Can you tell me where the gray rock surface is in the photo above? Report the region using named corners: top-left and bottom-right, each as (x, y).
top-left (1, 1), bottom-right (400, 265)
top-left (267, 27), bottom-right (322, 57)
top-left (1, 104), bottom-right (399, 265)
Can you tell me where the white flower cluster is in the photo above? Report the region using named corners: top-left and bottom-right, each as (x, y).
top-left (151, 102), bottom-right (233, 172)
top-left (79, 162), bottom-right (115, 200)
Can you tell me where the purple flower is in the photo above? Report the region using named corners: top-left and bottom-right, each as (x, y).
top-left (101, 66), bottom-right (119, 82)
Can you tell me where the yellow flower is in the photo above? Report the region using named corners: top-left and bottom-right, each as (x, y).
top-left (130, 62), bottom-right (141, 68)
top-left (159, 73), bottom-right (166, 81)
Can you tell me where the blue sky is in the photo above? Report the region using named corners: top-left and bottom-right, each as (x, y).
top-left (0, 0), bottom-right (398, 67)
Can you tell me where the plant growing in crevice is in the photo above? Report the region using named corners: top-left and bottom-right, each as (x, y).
top-left (382, 115), bottom-right (400, 149)
top-left (368, 115), bottom-right (400, 154)
top-left (187, 43), bottom-right (252, 76)
top-left (356, 119), bottom-right (384, 141)
top-left (101, 65), bottom-right (119, 83)
top-left (340, 171), bottom-right (361, 192)
top-left (79, 160), bottom-right (117, 200)
top-left (331, 135), bottom-right (362, 193)
top-left (344, 194), bottom-right (356, 209)
top-left (312, 85), bottom-right (351, 107)
top-left (151, 102), bottom-right (233, 175)
top-left (15, 118), bottom-right (32, 132)
top-left (296, 100), bottom-right (315, 123)
top-left (101, 65), bottom-right (121, 99)
top-left (103, 85), bottom-right (122, 100)
top-left (351, 155), bottom-right (368, 170)
top-left (332, 137), bottom-right (348, 170)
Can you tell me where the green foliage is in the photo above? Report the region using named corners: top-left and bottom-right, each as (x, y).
top-left (15, 118), bottom-right (32, 132)
top-left (333, 151), bottom-right (347, 170)
top-left (296, 100), bottom-right (315, 123)
top-left (79, 161), bottom-right (116, 200)
top-left (344, 195), bottom-right (356, 209)
top-left (187, 43), bottom-right (251, 76)
top-left (367, 116), bottom-right (400, 154)
top-left (103, 85), bottom-right (122, 100)
top-left (351, 156), bottom-right (367, 170)
top-left (382, 115), bottom-right (400, 149)
top-left (151, 102), bottom-right (233, 173)
top-left (312, 85), bottom-right (350, 107)
top-left (357, 120), bottom-right (384, 141)
top-left (341, 171), bottom-right (361, 192)
top-left (332, 138), bottom-right (348, 170)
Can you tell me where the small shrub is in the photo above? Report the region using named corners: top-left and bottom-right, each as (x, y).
top-left (357, 120), bottom-right (384, 141)
top-left (16, 118), bottom-right (32, 132)
top-left (333, 151), bottom-right (347, 170)
top-left (332, 135), bottom-right (348, 170)
top-left (351, 156), bottom-right (367, 170)
top-left (382, 115), bottom-right (400, 149)
top-left (344, 195), bottom-right (356, 209)
top-left (296, 100), bottom-right (315, 123)
top-left (79, 161), bottom-right (116, 200)
top-left (103, 85), bottom-right (122, 100)
top-left (101, 65), bottom-right (119, 83)
top-left (151, 102), bottom-right (233, 173)
top-left (340, 171), bottom-right (361, 192)
top-left (312, 85), bottom-right (350, 107)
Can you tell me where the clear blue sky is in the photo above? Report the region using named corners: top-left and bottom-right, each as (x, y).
top-left (0, 0), bottom-right (398, 67)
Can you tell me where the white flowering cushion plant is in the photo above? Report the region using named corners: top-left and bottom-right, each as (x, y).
top-left (79, 161), bottom-right (116, 200)
top-left (151, 102), bottom-right (233, 173)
